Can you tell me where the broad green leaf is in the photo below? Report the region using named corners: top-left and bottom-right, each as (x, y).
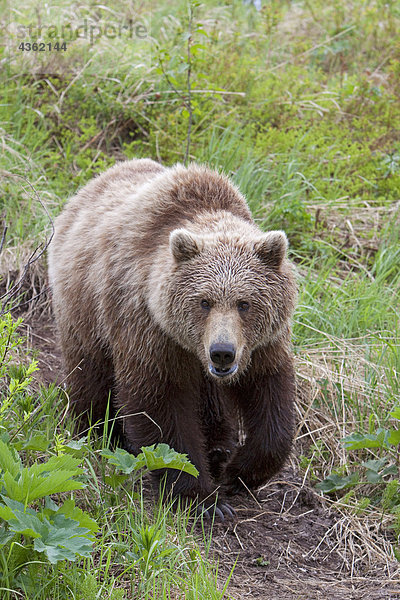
top-left (33, 539), bottom-right (72, 564)
top-left (390, 407), bottom-right (400, 420)
top-left (1, 453), bottom-right (85, 503)
top-left (0, 526), bottom-right (15, 547)
top-left (316, 473), bottom-right (359, 493)
top-left (102, 445), bottom-right (198, 477)
top-left (57, 500), bottom-right (98, 535)
top-left (34, 537), bottom-right (92, 563)
top-left (33, 513), bottom-right (93, 563)
top-left (0, 503), bottom-right (15, 522)
top-left (191, 44), bottom-right (207, 56)
top-left (62, 438), bottom-right (88, 457)
top-left (8, 514), bottom-right (43, 539)
top-left (383, 465), bottom-right (398, 476)
top-left (2, 467), bottom-right (85, 503)
top-left (2, 472), bottom-right (22, 501)
top-left (63, 439), bottom-right (87, 450)
top-left (0, 494), bottom-right (97, 564)
top-left (43, 496), bottom-right (59, 514)
top-left (388, 428), bottom-right (400, 446)
top-left (342, 429), bottom-right (388, 450)
top-left (365, 470), bottom-right (383, 484)
top-left (23, 470), bottom-right (85, 502)
top-left (3, 498), bottom-right (45, 539)
top-left (141, 444), bottom-right (198, 477)
top-left (17, 435), bottom-right (50, 452)
top-left (31, 454), bottom-right (83, 476)
top-left (363, 461), bottom-right (397, 484)
top-left (362, 458), bottom-right (388, 472)
top-left (1, 497), bottom-right (35, 514)
top-left (101, 448), bottom-right (146, 474)
top-left (0, 439), bottom-right (21, 477)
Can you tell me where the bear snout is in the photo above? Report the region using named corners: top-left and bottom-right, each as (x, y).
top-left (209, 342), bottom-right (238, 378)
top-left (210, 342), bottom-right (236, 367)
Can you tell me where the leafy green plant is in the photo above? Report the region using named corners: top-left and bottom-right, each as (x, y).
top-left (0, 314), bottom-right (26, 383)
top-left (102, 443), bottom-right (198, 477)
top-left (317, 407), bottom-right (400, 534)
top-left (0, 441), bottom-right (98, 564)
top-left (101, 443), bottom-right (198, 498)
top-left (128, 522), bottom-right (178, 579)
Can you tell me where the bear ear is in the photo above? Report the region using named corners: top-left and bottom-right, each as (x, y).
top-left (170, 228), bottom-right (203, 263)
top-left (253, 231), bottom-right (288, 268)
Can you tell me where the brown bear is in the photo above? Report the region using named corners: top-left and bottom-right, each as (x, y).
top-left (48, 158), bottom-right (297, 517)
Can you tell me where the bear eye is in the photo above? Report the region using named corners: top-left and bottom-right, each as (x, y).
top-left (237, 300), bottom-right (250, 312)
top-left (200, 299), bottom-right (211, 311)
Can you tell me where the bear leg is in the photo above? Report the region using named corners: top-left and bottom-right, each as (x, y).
top-left (116, 379), bottom-right (222, 502)
top-left (224, 357), bottom-right (295, 494)
top-left (200, 379), bottom-right (237, 481)
top-left (62, 337), bottom-right (115, 432)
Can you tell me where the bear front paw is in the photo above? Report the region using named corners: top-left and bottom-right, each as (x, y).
top-left (223, 464), bottom-right (268, 496)
top-left (208, 446), bottom-right (233, 480)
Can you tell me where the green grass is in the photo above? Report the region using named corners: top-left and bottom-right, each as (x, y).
top-left (1, 0), bottom-right (400, 595)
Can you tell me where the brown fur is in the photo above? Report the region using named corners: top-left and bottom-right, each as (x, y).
top-left (48, 158), bottom-right (297, 502)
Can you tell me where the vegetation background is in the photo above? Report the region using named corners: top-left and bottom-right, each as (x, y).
top-left (0, 0), bottom-right (399, 598)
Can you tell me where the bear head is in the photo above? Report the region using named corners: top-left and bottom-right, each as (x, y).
top-left (147, 218), bottom-right (297, 383)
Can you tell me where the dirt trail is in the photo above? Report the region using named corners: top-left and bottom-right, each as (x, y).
top-left (25, 312), bottom-right (400, 600)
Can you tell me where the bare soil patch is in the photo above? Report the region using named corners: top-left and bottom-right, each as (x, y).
top-left (211, 477), bottom-right (399, 599)
top-left (25, 311), bottom-right (400, 600)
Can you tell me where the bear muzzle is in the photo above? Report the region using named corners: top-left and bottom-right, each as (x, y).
top-left (209, 342), bottom-right (238, 378)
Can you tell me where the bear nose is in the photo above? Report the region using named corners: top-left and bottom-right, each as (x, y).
top-left (209, 343), bottom-right (236, 367)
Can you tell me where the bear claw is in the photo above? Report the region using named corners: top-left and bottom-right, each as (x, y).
top-left (195, 500), bottom-right (236, 522)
